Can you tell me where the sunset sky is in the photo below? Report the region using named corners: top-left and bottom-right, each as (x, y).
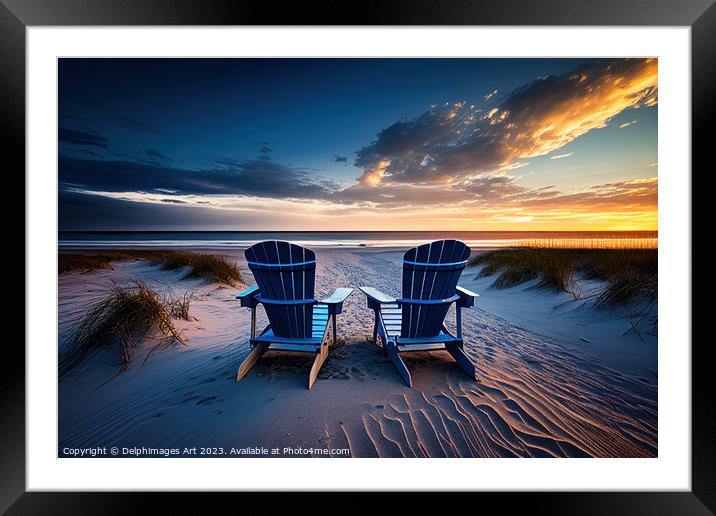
top-left (58, 58), bottom-right (657, 231)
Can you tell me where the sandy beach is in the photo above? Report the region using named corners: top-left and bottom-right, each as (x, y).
top-left (58, 248), bottom-right (657, 458)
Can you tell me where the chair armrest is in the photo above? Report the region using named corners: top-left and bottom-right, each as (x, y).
top-left (236, 284), bottom-right (260, 308)
top-left (456, 285), bottom-right (479, 308)
top-left (359, 286), bottom-right (397, 311)
top-left (319, 288), bottom-right (354, 315)
top-left (397, 295), bottom-right (460, 306)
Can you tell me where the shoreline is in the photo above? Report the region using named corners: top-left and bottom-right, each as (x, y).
top-left (57, 230), bottom-right (658, 252)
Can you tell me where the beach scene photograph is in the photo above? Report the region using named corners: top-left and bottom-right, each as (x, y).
top-left (58, 57), bottom-right (658, 458)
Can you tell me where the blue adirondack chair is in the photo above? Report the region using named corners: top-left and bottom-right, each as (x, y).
top-left (235, 241), bottom-right (353, 389)
top-left (359, 240), bottom-right (479, 387)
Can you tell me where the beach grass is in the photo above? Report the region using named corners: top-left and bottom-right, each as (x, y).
top-left (59, 281), bottom-right (186, 378)
top-left (469, 248), bottom-right (657, 307)
top-left (58, 254), bottom-right (116, 274)
top-left (157, 252), bottom-right (243, 285)
top-left (168, 291), bottom-right (194, 321)
top-left (59, 250), bottom-right (243, 285)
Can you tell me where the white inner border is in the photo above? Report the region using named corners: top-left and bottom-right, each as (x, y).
top-left (27, 27), bottom-right (691, 491)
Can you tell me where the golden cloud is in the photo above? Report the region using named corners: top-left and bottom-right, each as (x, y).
top-left (501, 59), bottom-right (658, 160)
top-left (354, 58), bottom-right (658, 187)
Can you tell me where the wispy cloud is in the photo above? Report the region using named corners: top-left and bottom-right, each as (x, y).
top-left (501, 161), bottom-right (530, 170)
top-left (59, 127), bottom-right (107, 148)
top-left (550, 152), bottom-right (574, 160)
top-left (145, 149), bottom-right (172, 162)
top-left (619, 120), bottom-right (639, 128)
top-left (115, 116), bottom-right (164, 134)
top-left (257, 145), bottom-right (272, 161)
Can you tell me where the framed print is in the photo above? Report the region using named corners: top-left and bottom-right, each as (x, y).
top-left (3, 0), bottom-right (712, 512)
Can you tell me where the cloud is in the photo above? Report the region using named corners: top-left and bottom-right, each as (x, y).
top-left (484, 90), bottom-right (498, 100)
top-left (619, 120), bottom-right (639, 128)
top-left (519, 177), bottom-right (657, 211)
top-left (501, 161), bottom-right (530, 170)
top-left (59, 155), bottom-right (338, 200)
top-left (353, 58), bottom-right (657, 187)
top-left (331, 154), bottom-right (349, 163)
top-left (59, 128), bottom-right (107, 148)
top-left (550, 152), bottom-right (574, 160)
top-left (256, 144), bottom-right (272, 161)
top-left (145, 149), bottom-right (172, 161)
top-left (115, 116), bottom-right (164, 134)
top-left (58, 190), bottom-right (298, 231)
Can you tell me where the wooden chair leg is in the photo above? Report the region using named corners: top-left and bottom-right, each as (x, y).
top-left (372, 313), bottom-right (378, 345)
top-left (446, 342), bottom-right (477, 381)
top-left (386, 340), bottom-right (412, 388)
top-left (308, 344), bottom-right (329, 389)
top-left (250, 306), bottom-right (257, 339)
top-left (456, 306), bottom-right (463, 339)
top-left (236, 342), bottom-right (269, 382)
top-left (376, 314), bottom-right (387, 355)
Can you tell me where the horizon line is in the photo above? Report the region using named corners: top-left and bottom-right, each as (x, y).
top-left (58, 229), bottom-right (659, 234)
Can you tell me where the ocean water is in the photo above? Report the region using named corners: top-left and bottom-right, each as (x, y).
top-left (58, 231), bottom-right (658, 250)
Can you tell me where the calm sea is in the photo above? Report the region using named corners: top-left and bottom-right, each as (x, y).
top-left (58, 231), bottom-right (658, 250)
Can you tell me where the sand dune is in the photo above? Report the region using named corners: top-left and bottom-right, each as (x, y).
top-left (58, 249), bottom-right (656, 458)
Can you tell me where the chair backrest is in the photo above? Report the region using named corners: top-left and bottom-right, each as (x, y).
top-left (245, 241), bottom-right (316, 338)
top-left (400, 240), bottom-right (471, 339)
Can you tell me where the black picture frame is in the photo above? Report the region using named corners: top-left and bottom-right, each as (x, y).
top-left (2, 0), bottom-right (711, 512)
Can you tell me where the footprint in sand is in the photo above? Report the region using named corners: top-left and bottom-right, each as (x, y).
top-left (351, 366), bottom-right (367, 382)
top-left (318, 367), bottom-right (350, 380)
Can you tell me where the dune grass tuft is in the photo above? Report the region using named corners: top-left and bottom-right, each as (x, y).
top-left (157, 252), bottom-right (242, 285)
top-left (167, 291), bottom-right (194, 321)
top-left (469, 248), bottom-right (657, 308)
top-left (59, 250), bottom-right (243, 285)
top-left (470, 248), bottom-right (578, 296)
top-left (58, 254), bottom-right (116, 274)
top-left (59, 281), bottom-right (186, 378)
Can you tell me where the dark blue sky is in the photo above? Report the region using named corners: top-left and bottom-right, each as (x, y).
top-left (58, 58), bottom-right (658, 231)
